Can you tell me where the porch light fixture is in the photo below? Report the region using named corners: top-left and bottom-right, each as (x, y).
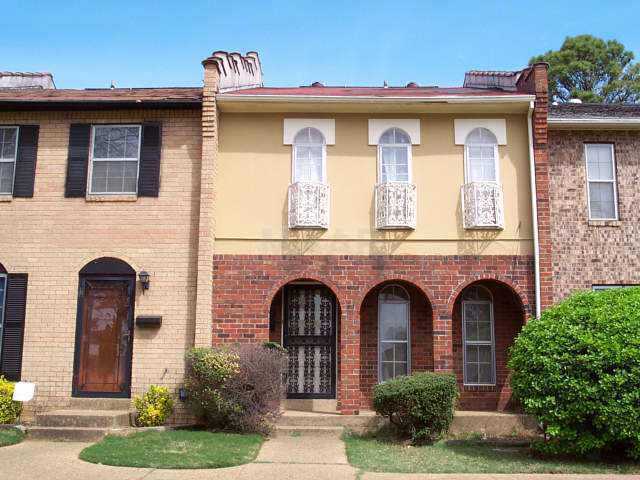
top-left (138, 270), bottom-right (150, 291)
top-left (179, 387), bottom-right (188, 402)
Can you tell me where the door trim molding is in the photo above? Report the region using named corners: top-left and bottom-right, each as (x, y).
top-left (72, 274), bottom-right (135, 398)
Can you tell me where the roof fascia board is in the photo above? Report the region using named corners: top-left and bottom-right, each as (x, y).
top-left (216, 93), bottom-right (535, 104)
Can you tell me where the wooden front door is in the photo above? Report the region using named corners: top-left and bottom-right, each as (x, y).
top-left (73, 276), bottom-right (134, 397)
top-left (283, 285), bottom-right (336, 399)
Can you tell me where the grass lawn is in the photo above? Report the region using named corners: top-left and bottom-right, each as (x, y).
top-left (344, 433), bottom-right (640, 474)
top-left (79, 429), bottom-right (263, 469)
top-left (0, 428), bottom-right (25, 447)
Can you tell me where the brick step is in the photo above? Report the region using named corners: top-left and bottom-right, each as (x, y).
top-left (68, 398), bottom-right (132, 410)
top-left (36, 409), bottom-right (132, 428)
top-left (27, 426), bottom-right (125, 442)
top-left (277, 410), bottom-right (384, 429)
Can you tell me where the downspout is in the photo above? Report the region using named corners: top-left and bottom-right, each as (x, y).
top-left (527, 100), bottom-right (541, 318)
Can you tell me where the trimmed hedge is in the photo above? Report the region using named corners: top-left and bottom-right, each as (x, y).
top-left (373, 372), bottom-right (458, 444)
top-left (509, 287), bottom-right (640, 459)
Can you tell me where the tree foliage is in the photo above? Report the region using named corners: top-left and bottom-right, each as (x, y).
top-left (531, 35), bottom-right (640, 103)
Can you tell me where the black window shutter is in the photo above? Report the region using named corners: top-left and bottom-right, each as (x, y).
top-left (64, 124), bottom-right (91, 197)
top-left (1, 274), bottom-right (28, 381)
top-left (137, 123), bottom-right (162, 197)
top-left (12, 125), bottom-right (39, 198)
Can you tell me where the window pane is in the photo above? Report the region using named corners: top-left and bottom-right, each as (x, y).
top-left (381, 362), bottom-right (394, 382)
top-left (380, 146), bottom-right (409, 182)
top-left (586, 145), bottom-right (613, 181)
top-left (479, 363), bottom-right (494, 384)
top-left (0, 162), bottom-right (15, 194)
top-left (589, 182), bottom-right (616, 219)
top-left (478, 344), bottom-right (492, 363)
top-left (0, 128), bottom-right (17, 160)
top-left (477, 321), bottom-right (492, 342)
top-left (395, 362), bottom-right (408, 377)
top-left (124, 128), bottom-right (140, 158)
top-left (381, 343), bottom-right (394, 361)
top-left (394, 343), bottom-right (407, 362)
top-left (380, 302), bottom-right (408, 341)
top-left (465, 362), bottom-right (478, 384)
top-left (94, 126), bottom-right (140, 160)
top-left (465, 344), bottom-right (478, 363)
top-left (294, 145), bottom-right (323, 183)
top-left (93, 128), bottom-right (109, 158)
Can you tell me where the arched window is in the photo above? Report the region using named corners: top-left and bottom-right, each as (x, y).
top-left (464, 127), bottom-right (499, 183)
top-left (378, 284), bottom-right (410, 381)
top-left (292, 127), bottom-right (326, 183)
top-left (461, 285), bottom-right (495, 385)
top-left (378, 128), bottom-right (411, 183)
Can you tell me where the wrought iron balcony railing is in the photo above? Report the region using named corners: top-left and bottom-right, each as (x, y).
top-left (375, 182), bottom-right (417, 229)
top-left (288, 181), bottom-right (330, 229)
top-left (461, 181), bottom-right (504, 229)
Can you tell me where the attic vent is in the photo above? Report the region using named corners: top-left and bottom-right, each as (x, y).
top-left (406, 82), bottom-right (419, 88)
top-left (311, 82), bottom-right (324, 87)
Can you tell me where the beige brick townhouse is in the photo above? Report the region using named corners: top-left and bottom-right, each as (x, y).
top-left (1, 50), bottom-right (632, 425)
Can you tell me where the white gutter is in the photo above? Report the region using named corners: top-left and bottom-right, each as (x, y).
top-left (548, 117), bottom-right (640, 125)
top-left (217, 93), bottom-right (535, 104)
top-left (527, 101), bottom-right (541, 318)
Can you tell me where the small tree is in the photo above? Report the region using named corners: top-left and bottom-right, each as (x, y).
top-left (509, 287), bottom-right (640, 459)
top-left (531, 34), bottom-right (640, 103)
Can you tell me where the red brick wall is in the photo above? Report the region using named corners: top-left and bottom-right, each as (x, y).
top-left (452, 281), bottom-right (525, 410)
top-left (517, 62), bottom-right (552, 311)
top-left (549, 130), bottom-right (640, 301)
top-left (359, 281), bottom-right (434, 408)
top-left (212, 254), bottom-right (534, 413)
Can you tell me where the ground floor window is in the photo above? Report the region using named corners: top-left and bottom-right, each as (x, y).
top-left (462, 285), bottom-right (495, 386)
top-left (592, 284), bottom-right (639, 291)
top-left (378, 284), bottom-right (410, 382)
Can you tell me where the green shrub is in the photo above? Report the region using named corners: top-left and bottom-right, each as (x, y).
top-left (0, 376), bottom-right (22, 424)
top-left (185, 344), bottom-right (287, 433)
top-left (373, 372), bottom-right (458, 444)
top-left (262, 341), bottom-right (286, 353)
top-left (133, 385), bottom-right (174, 427)
top-left (509, 287), bottom-right (640, 459)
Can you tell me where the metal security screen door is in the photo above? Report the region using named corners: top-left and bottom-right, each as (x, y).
top-left (283, 285), bottom-right (336, 399)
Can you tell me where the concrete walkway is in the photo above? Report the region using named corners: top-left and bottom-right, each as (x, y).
top-left (1, 435), bottom-right (640, 480)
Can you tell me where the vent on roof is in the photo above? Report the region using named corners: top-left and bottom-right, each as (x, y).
top-left (463, 70), bottom-right (520, 91)
top-left (0, 72), bottom-right (55, 90)
top-left (406, 82), bottom-right (419, 88)
top-left (310, 81), bottom-right (324, 87)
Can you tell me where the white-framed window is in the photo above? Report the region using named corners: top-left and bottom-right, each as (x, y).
top-left (88, 125), bottom-right (142, 194)
top-left (378, 284), bottom-right (410, 382)
top-left (464, 127), bottom-right (499, 183)
top-left (0, 274), bottom-right (6, 354)
top-left (0, 126), bottom-right (19, 195)
top-left (292, 127), bottom-right (326, 184)
top-left (378, 128), bottom-right (411, 183)
top-left (585, 143), bottom-right (618, 220)
top-left (462, 285), bottom-right (496, 386)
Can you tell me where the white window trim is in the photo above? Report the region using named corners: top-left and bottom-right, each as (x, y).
top-left (87, 124), bottom-right (142, 195)
top-left (377, 284), bottom-right (411, 382)
top-left (463, 142), bottom-right (500, 184)
top-left (368, 119), bottom-right (420, 145)
top-left (454, 119), bottom-right (507, 145)
top-left (0, 273), bottom-right (6, 354)
top-left (585, 143), bottom-right (618, 221)
top-left (462, 289), bottom-right (496, 387)
top-left (291, 129), bottom-right (327, 184)
top-left (0, 126), bottom-right (20, 195)
top-left (283, 119), bottom-right (335, 145)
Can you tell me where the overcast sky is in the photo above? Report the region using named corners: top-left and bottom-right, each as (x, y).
top-left (3, 0), bottom-right (639, 89)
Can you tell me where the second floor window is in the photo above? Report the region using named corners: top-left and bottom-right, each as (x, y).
top-left (465, 127), bottom-right (499, 183)
top-left (585, 144), bottom-right (617, 220)
top-left (0, 127), bottom-right (18, 195)
top-left (378, 128), bottom-right (411, 183)
top-left (292, 127), bottom-right (326, 183)
top-left (89, 125), bottom-right (141, 194)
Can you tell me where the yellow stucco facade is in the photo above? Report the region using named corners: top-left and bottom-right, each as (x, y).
top-left (215, 112), bottom-right (533, 256)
